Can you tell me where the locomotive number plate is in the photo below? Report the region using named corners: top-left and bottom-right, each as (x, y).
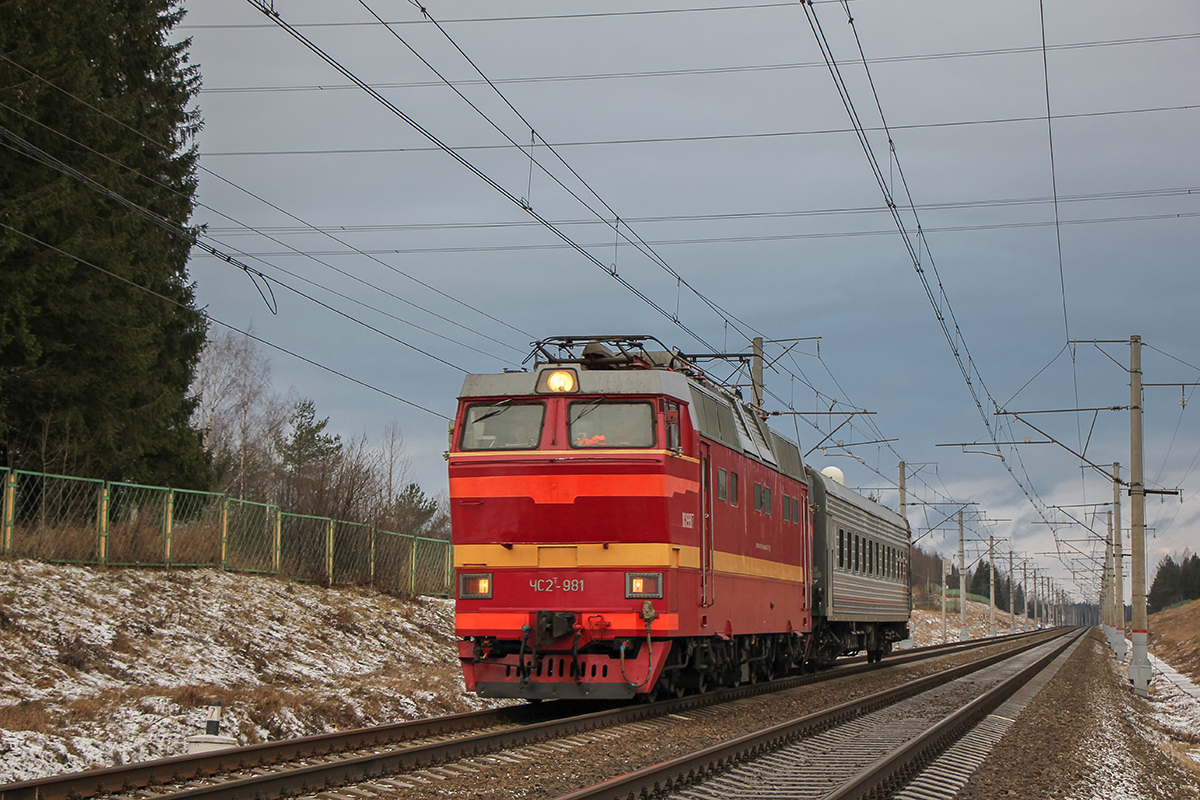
top-left (530, 578), bottom-right (586, 592)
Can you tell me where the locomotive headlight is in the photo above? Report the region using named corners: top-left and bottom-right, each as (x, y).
top-left (538, 368), bottom-right (579, 393)
top-left (625, 572), bottom-right (663, 599)
top-left (459, 573), bottom-right (493, 599)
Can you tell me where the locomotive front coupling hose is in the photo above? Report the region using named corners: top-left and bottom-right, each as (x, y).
top-left (518, 624), bottom-right (531, 684)
top-left (619, 601), bottom-right (658, 689)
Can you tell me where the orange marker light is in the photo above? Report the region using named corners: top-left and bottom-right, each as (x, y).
top-left (459, 573), bottom-right (493, 599)
top-left (626, 572), bottom-right (663, 598)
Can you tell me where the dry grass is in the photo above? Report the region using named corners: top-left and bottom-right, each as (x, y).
top-left (0, 700), bottom-right (51, 734)
top-left (1148, 598), bottom-right (1200, 684)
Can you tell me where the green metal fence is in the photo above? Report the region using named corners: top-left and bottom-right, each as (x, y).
top-left (0, 467), bottom-right (451, 596)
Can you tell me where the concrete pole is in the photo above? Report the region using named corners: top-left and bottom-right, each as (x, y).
top-left (988, 535), bottom-right (996, 637)
top-left (959, 510), bottom-right (968, 641)
top-left (1047, 577), bottom-right (1054, 627)
top-left (1129, 335), bottom-right (1151, 696)
top-left (1044, 576), bottom-right (1050, 627)
top-left (1035, 571), bottom-right (1041, 628)
top-left (1008, 548), bottom-right (1015, 634)
top-left (899, 461), bottom-right (906, 524)
top-left (1113, 462), bottom-right (1126, 660)
top-left (1022, 561), bottom-right (1028, 631)
top-left (1103, 510), bottom-right (1115, 648)
top-left (941, 557), bottom-right (948, 644)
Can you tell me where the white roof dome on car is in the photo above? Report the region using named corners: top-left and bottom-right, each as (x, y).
top-left (820, 465), bottom-right (844, 485)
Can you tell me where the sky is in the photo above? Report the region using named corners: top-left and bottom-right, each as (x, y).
top-left (175, 0), bottom-right (1199, 605)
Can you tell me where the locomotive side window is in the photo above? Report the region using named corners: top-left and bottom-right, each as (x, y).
top-left (717, 468), bottom-right (727, 501)
top-left (729, 472), bottom-right (738, 505)
top-left (782, 494), bottom-right (791, 522)
top-left (754, 482), bottom-right (762, 512)
top-left (763, 487), bottom-right (772, 515)
top-left (568, 401), bottom-right (655, 448)
top-left (460, 402), bottom-right (545, 450)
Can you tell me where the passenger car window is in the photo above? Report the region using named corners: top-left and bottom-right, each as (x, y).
top-left (568, 401), bottom-right (655, 448)
top-left (460, 402), bottom-right (545, 450)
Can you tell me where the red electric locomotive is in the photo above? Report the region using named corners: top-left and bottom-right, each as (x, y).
top-left (449, 336), bottom-right (910, 700)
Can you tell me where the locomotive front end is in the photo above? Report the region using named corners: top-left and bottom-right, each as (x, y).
top-left (449, 357), bottom-right (696, 700)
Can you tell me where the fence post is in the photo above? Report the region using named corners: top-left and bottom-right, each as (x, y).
top-left (369, 525), bottom-right (376, 587)
top-left (163, 489), bottom-right (174, 566)
top-left (97, 482), bottom-right (110, 565)
top-left (220, 497), bottom-right (229, 571)
top-left (326, 518), bottom-right (335, 587)
top-left (445, 540), bottom-right (453, 597)
top-left (409, 537), bottom-right (417, 595)
top-left (272, 507), bottom-right (282, 574)
top-left (2, 472), bottom-right (15, 556)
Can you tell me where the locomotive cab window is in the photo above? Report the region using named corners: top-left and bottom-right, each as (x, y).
top-left (717, 468), bottom-right (728, 501)
top-left (460, 402), bottom-right (545, 450)
top-left (729, 472), bottom-right (739, 505)
top-left (569, 400), bottom-right (655, 448)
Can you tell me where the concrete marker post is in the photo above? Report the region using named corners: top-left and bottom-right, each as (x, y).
top-left (186, 701), bottom-right (236, 754)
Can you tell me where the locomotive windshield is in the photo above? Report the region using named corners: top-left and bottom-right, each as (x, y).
top-left (460, 402), bottom-right (545, 450)
top-left (569, 401), bottom-right (655, 448)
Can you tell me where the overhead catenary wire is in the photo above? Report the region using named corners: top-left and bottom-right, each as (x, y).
top-left (200, 185), bottom-right (1200, 236)
top-left (188, 210), bottom-right (1200, 257)
top-left (197, 103), bottom-right (1200, 157)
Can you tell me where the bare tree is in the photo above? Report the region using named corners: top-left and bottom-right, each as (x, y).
top-left (193, 328), bottom-right (286, 499)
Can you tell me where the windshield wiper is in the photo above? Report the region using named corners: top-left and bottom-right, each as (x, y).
top-left (571, 396), bottom-right (606, 423)
top-left (473, 398), bottom-right (513, 423)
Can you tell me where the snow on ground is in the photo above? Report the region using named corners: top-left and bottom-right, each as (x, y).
top-left (1137, 648), bottom-right (1200, 769)
top-left (908, 596), bottom-right (1033, 647)
top-left (0, 560), bottom-right (501, 784)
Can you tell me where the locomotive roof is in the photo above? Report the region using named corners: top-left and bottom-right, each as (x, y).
top-left (458, 365), bottom-right (694, 401)
top-left (459, 335), bottom-right (810, 481)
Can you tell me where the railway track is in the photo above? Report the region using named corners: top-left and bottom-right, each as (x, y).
top-left (558, 627), bottom-right (1083, 800)
top-left (0, 629), bottom-right (1062, 800)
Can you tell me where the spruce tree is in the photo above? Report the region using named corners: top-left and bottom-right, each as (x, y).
top-left (0, 0), bottom-right (209, 485)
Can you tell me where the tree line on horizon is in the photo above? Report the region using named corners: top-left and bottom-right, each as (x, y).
top-left (1148, 552), bottom-right (1200, 614)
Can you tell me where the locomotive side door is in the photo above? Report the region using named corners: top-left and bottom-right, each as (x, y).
top-left (700, 442), bottom-right (715, 607)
